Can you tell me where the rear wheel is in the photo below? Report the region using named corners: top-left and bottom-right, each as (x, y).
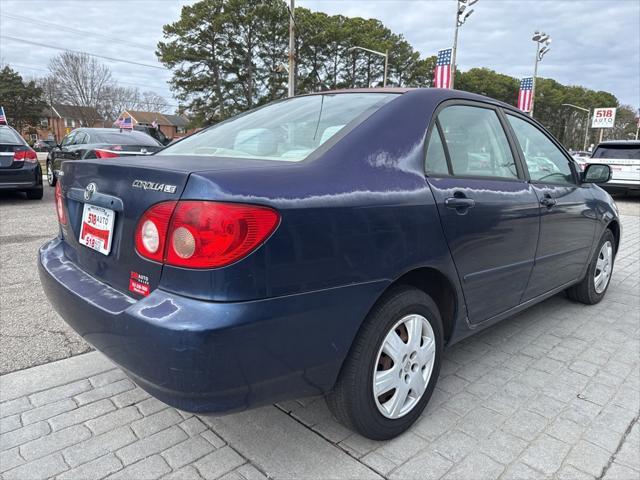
top-left (26, 186), bottom-right (43, 200)
top-left (566, 229), bottom-right (615, 304)
top-left (326, 286), bottom-right (443, 440)
top-left (46, 161), bottom-right (56, 187)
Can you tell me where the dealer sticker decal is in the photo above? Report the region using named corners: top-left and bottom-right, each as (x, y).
top-left (129, 271), bottom-right (150, 296)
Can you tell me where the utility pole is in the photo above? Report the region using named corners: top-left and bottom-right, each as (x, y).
top-left (288, 0), bottom-right (295, 97)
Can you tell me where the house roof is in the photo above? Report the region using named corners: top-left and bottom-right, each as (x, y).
top-left (48, 104), bottom-right (103, 121)
top-left (123, 111), bottom-right (188, 127)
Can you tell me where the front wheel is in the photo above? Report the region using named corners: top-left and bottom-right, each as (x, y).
top-left (326, 286), bottom-right (443, 440)
top-left (46, 161), bottom-right (56, 187)
top-left (566, 229), bottom-right (616, 304)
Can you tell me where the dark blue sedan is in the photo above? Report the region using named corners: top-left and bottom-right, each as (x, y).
top-left (39, 89), bottom-right (619, 439)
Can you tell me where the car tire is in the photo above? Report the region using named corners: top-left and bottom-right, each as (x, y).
top-left (326, 285), bottom-right (443, 440)
top-left (566, 229), bottom-right (616, 305)
top-left (26, 186), bottom-right (44, 200)
top-left (46, 161), bottom-right (56, 187)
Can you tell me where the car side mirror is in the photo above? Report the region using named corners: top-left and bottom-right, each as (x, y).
top-left (582, 163), bottom-right (611, 184)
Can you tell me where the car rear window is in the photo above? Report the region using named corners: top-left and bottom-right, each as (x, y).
top-left (0, 128), bottom-right (23, 145)
top-left (158, 93), bottom-right (398, 162)
top-left (96, 130), bottom-right (162, 146)
top-left (592, 145), bottom-right (640, 160)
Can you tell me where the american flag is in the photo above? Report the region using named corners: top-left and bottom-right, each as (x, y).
top-left (118, 116), bottom-right (133, 130)
top-left (433, 48), bottom-right (453, 89)
top-left (517, 77), bottom-right (534, 112)
top-left (0, 106), bottom-right (7, 125)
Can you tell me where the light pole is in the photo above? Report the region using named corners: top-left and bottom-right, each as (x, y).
top-left (530, 31), bottom-right (551, 117)
top-left (562, 103), bottom-right (590, 151)
top-left (451, 0), bottom-right (478, 89)
top-left (348, 46), bottom-right (389, 87)
top-left (287, 0), bottom-right (295, 97)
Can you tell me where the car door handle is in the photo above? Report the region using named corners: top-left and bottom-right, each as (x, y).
top-left (540, 196), bottom-right (557, 208)
top-left (445, 197), bottom-right (476, 209)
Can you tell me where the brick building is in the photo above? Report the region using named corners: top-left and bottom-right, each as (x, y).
top-left (22, 104), bottom-right (105, 144)
top-left (114, 111), bottom-right (193, 141)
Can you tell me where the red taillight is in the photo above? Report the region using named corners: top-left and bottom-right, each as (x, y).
top-left (134, 201), bottom-right (280, 268)
top-left (14, 149), bottom-right (38, 162)
top-left (95, 149), bottom-right (119, 159)
top-left (55, 182), bottom-right (67, 225)
top-left (134, 201), bottom-right (177, 262)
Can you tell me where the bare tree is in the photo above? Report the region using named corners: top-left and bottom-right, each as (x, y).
top-left (139, 91), bottom-right (169, 113)
top-left (36, 76), bottom-right (63, 108)
top-left (100, 85), bottom-right (140, 123)
top-left (48, 52), bottom-right (113, 124)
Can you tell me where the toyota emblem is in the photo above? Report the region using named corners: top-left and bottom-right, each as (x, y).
top-left (84, 182), bottom-right (97, 201)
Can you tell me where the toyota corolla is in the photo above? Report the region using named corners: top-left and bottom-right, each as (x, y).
top-left (39, 89), bottom-right (619, 440)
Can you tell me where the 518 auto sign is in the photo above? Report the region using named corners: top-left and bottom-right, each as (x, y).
top-left (591, 108), bottom-right (617, 129)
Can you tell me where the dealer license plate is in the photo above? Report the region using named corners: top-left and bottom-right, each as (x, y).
top-left (79, 204), bottom-right (115, 255)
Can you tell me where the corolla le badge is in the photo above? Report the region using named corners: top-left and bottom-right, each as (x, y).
top-left (84, 182), bottom-right (97, 201)
top-left (132, 179), bottom-right (177, 194)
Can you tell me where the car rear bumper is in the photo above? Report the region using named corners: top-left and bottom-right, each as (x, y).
top-left (0, 163), bottom-right (41, 190)
top-left (38, 238), bottom-right (387, 413)
top-left (602, 180), bottom-right (640, 191)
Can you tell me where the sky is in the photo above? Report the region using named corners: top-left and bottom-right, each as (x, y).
top-left (0, 0), bottom-right (638, 112)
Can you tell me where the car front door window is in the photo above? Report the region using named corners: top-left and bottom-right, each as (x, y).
top-left (506, 114), bottom-right (574, 184)
top-left (61, 133), bottom-right (75, 147)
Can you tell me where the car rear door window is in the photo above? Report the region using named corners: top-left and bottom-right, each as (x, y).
top-left (425, 126), bottom-right (449, 176)
top-left (506, 114), bottom-right (574, 184)
top-left (437, 105), bottom-right (518, 179)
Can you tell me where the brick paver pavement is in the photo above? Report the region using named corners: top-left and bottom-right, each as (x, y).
top-left (1, 213), bottom-right (638, 479)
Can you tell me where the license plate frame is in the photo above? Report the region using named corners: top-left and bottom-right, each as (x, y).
top-left (79, 204), bottom-right (115, 256)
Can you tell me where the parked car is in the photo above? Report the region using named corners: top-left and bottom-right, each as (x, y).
top-left (34, 139), bottom-right (56, 152)
top-left (39, 89), bottom-right (619, 440)
top-left (134, 125), bottom-right (171, 145)
top-left (0, 125), bottom-right (43, 199)
top-left (588, 140), bottom-right (640, 193)
top-left (46, 128), bottom-right (164, 187)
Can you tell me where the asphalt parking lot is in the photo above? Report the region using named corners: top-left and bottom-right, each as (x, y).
top-left (0, 187), bottom-right (638, 479)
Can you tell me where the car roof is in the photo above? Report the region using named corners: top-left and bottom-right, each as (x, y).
top-left (596, 140), bottom-right (640, 146)
top-left (307, 87), bottom-right (518, 112)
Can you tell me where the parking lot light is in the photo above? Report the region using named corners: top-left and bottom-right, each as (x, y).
top-left (451, 0), bottom-right (479, 89)
top-left (530, 31), bottom-right (552, 117)
top-left (347, 46), bottom-right (389, 87)
top-left (562, 103), bottom-right (591, 151)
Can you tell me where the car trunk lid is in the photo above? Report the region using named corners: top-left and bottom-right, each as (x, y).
top-left (59, 157), bottom-right (192, 297)
top-left (591, 145), bottom-right (640, 183)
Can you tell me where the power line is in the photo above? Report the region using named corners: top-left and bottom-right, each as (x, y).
top-left (6, 63), bottom-right (171, 89)
top-left (0, 35), bottom-right (167, 70)
top-left (0, 13), bottom-right (157, 51)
